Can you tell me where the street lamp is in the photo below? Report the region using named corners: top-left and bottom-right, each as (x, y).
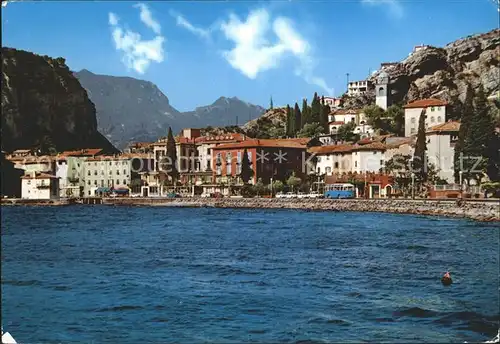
top-left (411, 172), bottom-right (415, 199)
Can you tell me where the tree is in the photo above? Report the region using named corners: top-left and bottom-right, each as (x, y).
top-left (301, 98), bottom-right (310, 128)
top-left (320, 96), bottom-right (330, 133)
top-left (269, 180), bottom-right (285, 194)
top-left (287, 172), bottom-right (302, 192)
top-left (270, 96), bottom-right (274, 110)
top-left (294, 102), bottom-right (302, 135)
top-left (412, 109), bottom-right (428, 183)
top-left (252, 178), bottom-right (266, 196)
top-left (310, 92), bottom-right (321, 123)
top-left (165, 127), bottom-right (179, 183)
top-left (297, 122), bottom-right (324, 138)
top-left (384, 154), bottom-right (413, 196)
top-left (285, 104), bottom-right (294, 137)
top-left (240, 148), bottom-right (254, 184)
top-left (385, 105), bottom-right (405, 136)
top-left (363, 105), bottom-right (386, 127)
top-left (337, 122), bottom-right (357, 141)
top-left (454, 84), bottom-right (474, 183)
top-left (268, 126), bottom-right (285, 138)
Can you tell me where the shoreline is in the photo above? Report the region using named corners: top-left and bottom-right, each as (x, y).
top-left (2, 197), bottom-right (499, 222)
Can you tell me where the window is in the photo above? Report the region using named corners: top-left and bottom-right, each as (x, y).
top-left (94, 162), bottom-right (97, 166)
top-left (411, 128), bottom-right (416, 134)
top-left (27, 180), bottom-right (31, 185)
top-left (378, 87), bottom-right (384, 96)
top-left (94, 170), bottom-right (97, 175)
top-left (430, 116), bottom-right (435, 123)
top-left (94, 180), bottom-right (97, 186)
top-left (87, 180), bottom-right (91, 185)
top-left (123, 180), bottom-right (126, 185)
top-left (373, 151), bottom-right (376, 154)
top-left (326, 155), bottom-right (330, 160)
top-left (101, 180), bottom-right (104, 187)
top-left (109, 170), bottom-right (112, 175)
top-left (116, 179), bottom-right (119, 185)
top-left (380, 160), bottom-right (384, 166)
top-left (237, 151), bottom-right (242, 174)
top-left (355, 161), bottom-right (358, 167)
top-left (411, 118), bottom-right (416, 124)
top-left (326, 167), bottom-right (331, 175)
top-left (88, 190), bottom-right (91, 195)
top-left (247, 152), bottom-right (253, 165)
top-left (431, 107), bottom-right (435, 112)
top-left (87, 170), bottom-right (91, 176)
top-left (334, 162), bottom-right (339, 168)
top-left (317, 168), bottom-right (320, 174)
top-left (226, 152), bottom-right (232, 175)
top-left (437, 116), bottom-right (442, 122)
top-left (123, 169), bottom-right (127, 175)
top-left (101, 170), bottom-right (104, 175)
top-left (117, 170), bottom-right (120, 175)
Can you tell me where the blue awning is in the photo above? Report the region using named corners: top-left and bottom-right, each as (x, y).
top-left (95, 187), bottom-right (111, 193)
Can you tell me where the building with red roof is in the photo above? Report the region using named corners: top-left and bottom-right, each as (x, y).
top-left (404, 98), bottom-right (448, 137)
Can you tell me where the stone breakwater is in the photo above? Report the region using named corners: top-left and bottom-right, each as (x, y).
top-left (102, 198), bottom-right (500, 222)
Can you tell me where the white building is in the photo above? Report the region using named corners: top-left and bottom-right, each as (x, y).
top-left (328, 121), bottom-right (345, 135)
top-left (352, 142), bottom-right (386, 174)
top-left (54, 156), bottom-right (69, 197)
top-left (375, 71), bottom-right (390, 110)
top-left (83, 156), bottom-right (133, 197)
top-left (426, 121), bottom-right (460, 183)
top-left (322, 96), bottom-right (343, 110)
top-left (354, 123), bottom-right (375, 138)
top-left (403, 98), bottom-right (447, 137)
top-left (21, 172), bottom-right (60, 200)
top-left (348, 80), bottom-right (371, 96)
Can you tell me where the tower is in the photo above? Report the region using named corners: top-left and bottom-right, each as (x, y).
top-left (375, 71), bottom-right (390, 110)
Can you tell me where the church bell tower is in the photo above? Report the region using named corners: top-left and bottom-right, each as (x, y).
top-left (375, 71), bottom-right (390, 110)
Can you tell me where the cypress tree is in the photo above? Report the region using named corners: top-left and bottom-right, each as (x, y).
top-left (285, 104), bottom-right (294, 137)
top-left (310, 92), bottom-right (321, 123)
top-left (270, 96), bottom-right (274, 110)
top-left (166, 127), bottom-right (179, 183)
top-left (240, 148), bottom-right (254, 184)
top-left (412, 109), bottom-right (428, 182)
top-left (454, 85), bottom-right (474, 183)
top-left (468, 85), bottom-right (495, 183)
top-left (294, 102), bottom-right (302, 136)
top-left (320, 96), bottom-right (329, 133)
top-left (301, 98), bottom-right (310, 128)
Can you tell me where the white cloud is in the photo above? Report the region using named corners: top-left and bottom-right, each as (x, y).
top-left (219, 9), bottom-right (333, 95)
top-left (134, 3), bottom-right (161, 35)
top-left (170, 10), bottom-right (210, 40)
top-left (108, 4), bottom-right (165, 74)
top-left (362, 0), bottom-right (404, 19)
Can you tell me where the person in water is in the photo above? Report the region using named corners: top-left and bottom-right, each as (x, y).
top-left (441, 271), bottom-right (452, 285)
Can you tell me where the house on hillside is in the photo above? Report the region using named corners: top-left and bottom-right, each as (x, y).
top-left (425, 120), bottom-right (460, 184)
top-left (404, 98), bottom-right (448, 136)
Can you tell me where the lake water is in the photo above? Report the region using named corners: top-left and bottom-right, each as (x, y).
top-left (1, 206), bottom-right (499, 343)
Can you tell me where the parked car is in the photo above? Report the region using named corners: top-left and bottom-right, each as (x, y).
top-left (297, 192), bottom-right (308, 199)
top-left (200, 193), bottom-right (211, 198)
top-left (275, 192), bottom-right (286, 198)
top-left (308, 191), bottom-right (323, 199)
top-left (285, 192), bottom-right (297, 199)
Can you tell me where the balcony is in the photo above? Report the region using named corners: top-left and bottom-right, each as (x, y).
top-left (37, 184), bottom-right (51, 189)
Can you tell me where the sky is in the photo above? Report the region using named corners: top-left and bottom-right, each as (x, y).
top-left (2, 0), bottom-right (499, 112)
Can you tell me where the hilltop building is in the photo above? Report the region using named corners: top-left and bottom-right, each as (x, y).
top-left (375, 71), bottom-right (390, 110)
top-left (403, 98), bottom-right (448, 137)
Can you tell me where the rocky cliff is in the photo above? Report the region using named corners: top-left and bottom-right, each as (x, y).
top-left (344, 28), bottom-right (499, 117)
top-left (1, 48), bottom-right (118, 154)
top-left (74, 70), bottom-right (265, 149)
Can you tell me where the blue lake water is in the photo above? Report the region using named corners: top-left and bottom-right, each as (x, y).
top-left (1, 206), bottom-right (499, 343)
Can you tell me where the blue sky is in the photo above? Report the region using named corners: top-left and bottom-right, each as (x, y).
top-left (2, 0), bottom-right (498, 112)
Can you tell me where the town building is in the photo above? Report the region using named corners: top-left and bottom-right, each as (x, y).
top-left (348, 80), bottom-right (372, 96)
top-left (21, 172), bottom-right (60, 200)
top-left (308, 144), bottom-right (353, 176)
top-left (322, 96), bottom-right (343, 110)
top-left (126, 142), bottom-right (154, 154)
top-left (195, 133), bottom-right (246, 173)
top-left (425, 120), bottom-right (460, 183)
top-left (328, 109), bottom-right (373, 137)
top-left (375, 71), bottom-right (390, 110)
top-left (324, 173), bottom-right (394, 198)
top-left (60, 148), bottom-right (105, 197)
top-left (211, 139), bottom-right (310, 187)
top-left (403, 98), bottom-right (448, 137)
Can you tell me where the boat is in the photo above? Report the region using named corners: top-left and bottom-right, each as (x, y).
top-left (1, 329), bottom-right (17, 344)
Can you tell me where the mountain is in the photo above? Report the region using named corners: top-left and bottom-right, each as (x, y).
top-left (343, 28), bottom-right (499, 118)
top-left (1, 48), bottom-right (118, 154)
top-left (74, 70), bottom-right (265, 149)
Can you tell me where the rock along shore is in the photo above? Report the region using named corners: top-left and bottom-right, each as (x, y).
top-left (101, 197), bottom-right (500, 222)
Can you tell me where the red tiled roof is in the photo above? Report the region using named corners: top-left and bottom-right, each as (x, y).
top-left (308, 144), bottom-right (353, 154)
top-left (426, 120), bottom-right (460, 133)
top-left (61, 148), bottom-right (103, 157)
top-left (129, 142), bottom-right (153, 149)
top-left (352, 142), bottom-right (386, 151)
top-left (328, 121), bottom-right (345, 125)
top-left (403, 98), bottom-right (448, 109)
top-left (213, 139), bottom-right (308, 150)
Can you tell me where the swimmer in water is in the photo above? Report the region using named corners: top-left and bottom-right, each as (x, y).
top-left (441, 271), bottom-right (452, 285)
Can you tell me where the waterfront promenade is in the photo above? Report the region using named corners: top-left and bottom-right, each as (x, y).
top-left (3, 197), bottom-right (498, 222)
